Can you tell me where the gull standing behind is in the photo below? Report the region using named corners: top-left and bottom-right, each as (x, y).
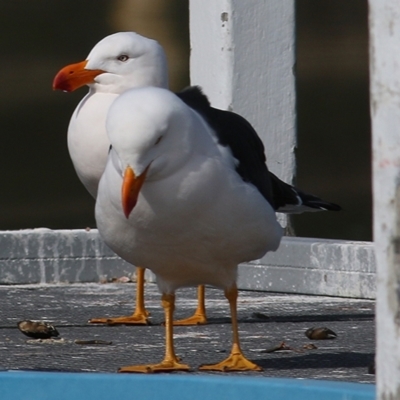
top-left (53, 32), bottom-right (207, 326)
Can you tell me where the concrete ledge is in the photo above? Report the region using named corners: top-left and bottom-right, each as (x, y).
top-left (0, 229), bottom-right (132, 284)
top-left (0, 229), bottom-right (375, 299)
top-left (240, 238), bottom-right (376, 299)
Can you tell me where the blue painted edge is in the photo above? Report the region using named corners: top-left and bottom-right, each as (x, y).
top-left (0, 371), bottom-right (375, 400)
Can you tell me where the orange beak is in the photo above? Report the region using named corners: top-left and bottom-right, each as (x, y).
top-left (52, 60), bottom-right (105, 92)
top-left (121, 165), bottom-right (150, 218)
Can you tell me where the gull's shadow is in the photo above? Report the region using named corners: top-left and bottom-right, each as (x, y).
top-left (257, 351), bottom-right (374, 371)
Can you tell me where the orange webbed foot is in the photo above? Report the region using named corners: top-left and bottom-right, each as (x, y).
top-left (119, 359), bottom-right (190, 373)
top-left (89, 312), bottom-right (150, 325)
top-left (173, 312), bottom-right (207, 326)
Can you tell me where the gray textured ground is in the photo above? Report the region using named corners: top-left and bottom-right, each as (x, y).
top-left (0, 283), bottom-right (374, 383)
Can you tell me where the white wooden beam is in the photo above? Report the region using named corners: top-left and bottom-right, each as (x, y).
top-left (189, 0), bottom-right (296, 187)
top-left (369, 0), bottom-right (400, 397)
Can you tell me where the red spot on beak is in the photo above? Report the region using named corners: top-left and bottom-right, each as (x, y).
top-left (52, 60), bottom-right (104, 92)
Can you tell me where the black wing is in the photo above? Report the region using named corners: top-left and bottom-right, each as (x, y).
top-left (177, 86), bottom-right (341, 213)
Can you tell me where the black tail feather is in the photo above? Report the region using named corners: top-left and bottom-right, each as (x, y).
top-left (270, 173), bottom-right (341, 213)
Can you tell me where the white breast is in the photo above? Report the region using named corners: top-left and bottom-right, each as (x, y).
top-left (67, 91), bottom-right (118, 198)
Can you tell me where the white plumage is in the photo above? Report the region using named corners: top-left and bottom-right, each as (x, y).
top-left (98, 87), bottom-right (282, 292)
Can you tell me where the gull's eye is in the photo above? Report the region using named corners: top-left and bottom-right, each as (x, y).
top-left (155, 136), bottom-right (163, 145)
top-left (117, 55), bottom-right (129, 62)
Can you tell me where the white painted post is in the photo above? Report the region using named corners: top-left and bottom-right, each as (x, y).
top-left (370, 0), bottom-right (400, 398)
top-left (189, 0), bottom-right (296, 188)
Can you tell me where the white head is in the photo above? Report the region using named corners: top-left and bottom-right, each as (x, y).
top-left (106, 87), bottom-right (196, 217)
top-left (53, 32), bottom-right (168, 94)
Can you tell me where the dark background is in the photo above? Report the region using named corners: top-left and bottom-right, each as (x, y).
top-left (0, 1), bottom-right (370, 241)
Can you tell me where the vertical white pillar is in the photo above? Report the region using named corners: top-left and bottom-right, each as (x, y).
top-left (370, 0), bottom-right (400, 398)
top-left (189, 0), bottom-right (296, 186)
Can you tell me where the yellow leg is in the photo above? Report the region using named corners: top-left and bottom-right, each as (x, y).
top-left (119, 293), bottom-right (190, 373)
top-left (89, 267), bottom-right (150, 325)
top-left (199, 285), bottom-right (262, 372)
top-left (173, 285), bottom-right (207, 326)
